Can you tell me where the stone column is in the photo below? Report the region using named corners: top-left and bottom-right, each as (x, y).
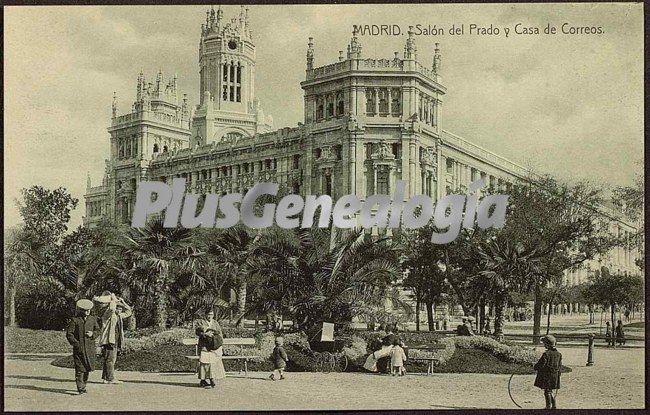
top-left (374, 88), bottom-right (379, 115)
top-left (409, 142), bottom-right (417, 197)
top-left (349, 141), bottom-right (356, 195)
top-left (388, 87), bottom-right (393, 117)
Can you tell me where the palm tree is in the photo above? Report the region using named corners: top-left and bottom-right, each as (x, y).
top-left (477, 234), bottom-right (542, 337)
top-left (122, 218), bottom-right (192, 329)
top-left (252, 228), bottom-right (406, 333)
top-left (197, 225), bottom-right (262, 327)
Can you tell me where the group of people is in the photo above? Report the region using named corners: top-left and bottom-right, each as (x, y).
top-left (605, 320), bottom-right (626, 346)
top-left (65, 292), bottom-right (132, 394)
top-left (363, 327), bottom-right (408, 376)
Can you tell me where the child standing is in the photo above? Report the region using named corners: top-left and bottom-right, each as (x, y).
top-left (270, 337), bottom-right (288, 381)
top-left (534, 334), bottom-right (562, 409)
top-left (390, 338), bottom-right (407, 376)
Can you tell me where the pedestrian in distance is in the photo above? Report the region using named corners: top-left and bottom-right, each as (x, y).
top-left (605, 321), bottom-right (613, 346)
top-left (534, 334), bottom-right (562, 409)
top-left (615, 320), bottom-right (626, 346)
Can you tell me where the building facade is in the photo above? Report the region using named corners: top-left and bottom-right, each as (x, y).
top-left (85, 6), bottom-right (640, 301)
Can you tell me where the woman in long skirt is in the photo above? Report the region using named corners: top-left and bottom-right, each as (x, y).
top-left (196, 327), bottom-right (226, 388)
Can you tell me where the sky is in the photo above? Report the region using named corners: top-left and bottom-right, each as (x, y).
top-left (4, 3), bottom-right (644, 230)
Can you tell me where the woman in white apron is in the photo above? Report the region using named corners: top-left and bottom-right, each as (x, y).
top-left (196, 323), bottom-right (226, 388)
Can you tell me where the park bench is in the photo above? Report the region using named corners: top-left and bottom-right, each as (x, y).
top-left (406, 343), bottom-right (448, 375)
top-left (181, 337), bottom-right (258, 376)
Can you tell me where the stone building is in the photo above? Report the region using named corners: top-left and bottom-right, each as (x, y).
top-left (84, 7), bottom-right (640, 319)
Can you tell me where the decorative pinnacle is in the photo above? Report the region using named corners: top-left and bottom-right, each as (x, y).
top-left (112, 91), bottom-right (117, 118)
top-left (306, 37), bottom-right (314, 70)
top-left (432, 42), bottom-right (442, 73)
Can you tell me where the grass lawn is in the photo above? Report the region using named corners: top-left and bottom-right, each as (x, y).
top-left (4, 327), bottom-right (70, 353)
top-left (624, 321), bottom-right (645, 329)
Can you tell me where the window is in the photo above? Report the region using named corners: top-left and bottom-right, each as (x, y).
top-left (316, 102), bottom-right (324, 120)
top-left (324, 175), bottom-right (332, 196)
top-left (392, 143), bottom-right (401, 159)
top-left (446, 158), bottom-right (453, 173)
top-left (163, 145), bottom-right (168, 153)
top-left (337, 99), bottom-right (344, 116)
top-left (292, 181), bottom-right (300, 194)
top-left (391, 89), bottom-right (401, 114)
top-left (365, 143), bottom-right (373, 159)
top-left (327, 102), bottom-right (334, 118)
top-left (293, 154), bottom-right (300, 170)
top-left (366, 90), bottom-right (375, 115)
top-left (378, 89), bottom-right (388, 114)
top-left (377, 170), bottom-right (389, 194)
top-left (153, 143), bottom-right (159, 153)
top-left (315, 148), bottom-right (322, 159)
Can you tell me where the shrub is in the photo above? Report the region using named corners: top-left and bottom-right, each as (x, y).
top-left (452, 335), bottom-right (538, 365)
top-left (121, 328), bottom-right (194, 354)
top-left (15, 279), bottom-right (74, 330)
top-left (341, 335), bottom-right (367, 361)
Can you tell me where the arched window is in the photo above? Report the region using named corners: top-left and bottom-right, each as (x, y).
top-left (366, 89), bottom-right (375, 115)
top-left (391, 88), bottom-right (401, 114)
top-left (327, 102), bottom-right (334, 118)
top-left (153, 143), bottom-right (159, 153)
top-left (316, 100), bottom-right (324, 120)
top-left (378, 89), bottom-right (388, 114)
top-left (163, 145), bottom-right (168, 153)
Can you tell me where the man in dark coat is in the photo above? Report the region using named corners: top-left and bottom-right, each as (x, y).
top-left (534, 334), bottom-right (562, 409)
top-left (66, 299), bottom-right (100, 394)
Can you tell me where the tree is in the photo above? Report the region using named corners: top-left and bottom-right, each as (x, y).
top-left (5, 186), bottom-right (78, 327)
top-left (402, 223), bottom-right (450, 331)
top-left (196, 225), bottom-right (262, 327)
top-left (122, 218), bottom-right (192, 329)
top-left (612, 171), bottom-right (644, 272)
top-left (583, 267), bottom-right (644, 328)
top-left (252, 228), bottom-right (405, 334)
top-left (499, 176), bottom-right (619, 343)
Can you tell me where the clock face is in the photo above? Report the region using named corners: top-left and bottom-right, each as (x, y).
top-left (228, 40), bottom-right (238, 50)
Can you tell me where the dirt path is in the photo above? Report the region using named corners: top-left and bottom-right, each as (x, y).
top-left (4, 347), bottom-right (644, 410)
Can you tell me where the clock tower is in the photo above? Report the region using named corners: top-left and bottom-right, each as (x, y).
top-left (192, 6), bottom-right (273, 146)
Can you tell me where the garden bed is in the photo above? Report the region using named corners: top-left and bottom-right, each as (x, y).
top-left (5, 327), bottom-right (70, 353)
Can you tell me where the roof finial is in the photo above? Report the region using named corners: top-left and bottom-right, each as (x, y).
top-left (432, 42), bottom-right (442, 73)
top-left (112, 92), bottom-right (118, 118)
top-left (348, 28), bottom-right (362, 59)
top-left (404, 26), bottom-right (416, 60)
top-left (306, 37), bottom-right (314, 70)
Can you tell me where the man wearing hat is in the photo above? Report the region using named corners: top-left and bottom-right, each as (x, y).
top-left (534, 334), bottom-right (562, 409)
top-left (93, 291), bottom-right (132, 384)
top-left (66, 299), bottom-right (100, 394)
